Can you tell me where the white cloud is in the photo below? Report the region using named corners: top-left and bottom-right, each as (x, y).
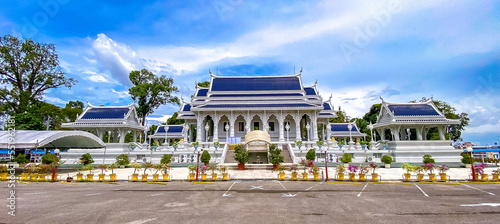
top-left (44, 96), bottom-right (66, 105)
top-left (111, 89), bottom-right (130, 98)
top-left (464, 120), bottom-right (500, 134)
top-left (146, 115), bottom-right (172, 125)
top-left (88, 75), bottom-right (110, 83)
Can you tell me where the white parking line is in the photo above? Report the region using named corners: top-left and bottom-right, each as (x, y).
top-left (461, 203), bottom-right (500, 207)
top-left (126, 218), bottom-right (157, 224)
top-left (357, 183), bottom-right (368, 197)
top-left (414, 183), bottom-right (429, 197)
top-left (276, 181), bottom-right (297, 197)
top-left (462, 183), bottom-right (496, 196)
top-left (222, 181), bottom-right (237, 197)
top-left (150, 193), bottom-right (164, 196)
top-left (85, 193), bottom-right (102, 196)
top-left (24, 192), bottom-right (46, 195)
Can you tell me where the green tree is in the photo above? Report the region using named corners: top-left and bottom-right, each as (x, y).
top-left (167, 112), bottom-right (185, 125)
top-left (41, 153), bottom-right (55, 164)
top-left (0, 35), bottom-right (76, 115)
top-left (330, 106), bottom-right (348, 123)
top-left (362, 104), bottom-right (381, 124)
top-left (128, 69), bottom-right (179, 126)
top-left (197, 81), bottom-right (210, 88)
top-left (160, 154), bottom-right (172, 164)
top-left (13, 154), bottom-right (29, 164)
top-left (80, 153), bottom-right (94, 165)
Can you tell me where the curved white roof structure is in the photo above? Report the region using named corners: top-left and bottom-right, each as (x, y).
top-left (0, 131), bottom-right (106, 149)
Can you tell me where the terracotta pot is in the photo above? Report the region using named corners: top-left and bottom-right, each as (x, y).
top-left (272, 164), bottom-right (278, 171)
top-left (371, 173), bottom-right (378, 181)
top-left (349, 173), bottom-right (355, 181)
top-left (359, 173), bottom-right (365, 181)
top-left (404, 173), bottom-right (411, 181)
top-left (204, 162), bottom-right (209, 166)
top-left (66, 177), bottom-right (73, 182)
top-left (439, 173), bottom-right (447, 181)
top-left (238, 163), bottom-right (245, 170)
top-left (338, 173), bottom-right (344, 181)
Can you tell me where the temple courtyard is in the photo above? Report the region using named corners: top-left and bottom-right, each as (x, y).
top-left (2, 180), bottom-right (499, 224)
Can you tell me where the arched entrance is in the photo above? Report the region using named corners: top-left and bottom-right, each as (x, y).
top-left (244, 130), bottom-right (271, 164)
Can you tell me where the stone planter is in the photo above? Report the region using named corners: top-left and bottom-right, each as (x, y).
top-left (86, 173), bottom-right (94, 181)
top-left (492, 173), bottom-right (499, 181)
top-left (343, 163), bottom-right (349, 168)
top-left (404, 173), bottom-right (411, 181)
top-left (358, 173), bottom-right (365, 181)
top-left (465, 164), bottom-right (471, 168)
top-left (439, 173), bottom-right (447, 181)
top-left (428, 173), bottom-right (436, 181)
top-left (76, 173), bottom-right (83, 181)
top-left (481, 174), bottom-right (488, 181)
top-left (38, 174), bottom-right (46, 181)
top-left (201, 173), bottom-right (207, 180)
top-left (349, 173), bottom-right (355, 181)
top-left (98, 174), bottom-right (105, 181)
top-left (302, 172), bottom-right (308, 180)
top-left (141, 174), bottom-right (149, 181)
top-left (385, 164), bottom-right (391, 169)
top-left (211, 173), bottom-right (217, 180)
top-left (313, 172), bottom-right (319, 180)
top-left (153, 174), bottom-right (159, 181)
top-left (110, 173), bottom-right (117, 181)
top-left (371, 173), bottom-right (378, 181)
top-left (189, 173), bottom-right (195, 180)
top-left (417, 174), bottom-right (424, 181)
top-left (29, 173), bottom-right (38, 181)
top-left (338, 173), bottom-right (344, 180)
top-left (131, 173), bottom-right (139, 181)
top-left (279, 172), bottom-right (285, 180)
top-left (162, 174), bottom-right (169, 181)
top-left (292, 172), bottom-right (298, 180)
top-left (222, 173), bottom-right (229, 180)
top-left (0, 172), bottom-right (7, 180)
top-left (20, 173), bottom-right (29, 180)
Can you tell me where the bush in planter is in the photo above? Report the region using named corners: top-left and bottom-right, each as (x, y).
top-left (14, 154), bottom-right (29, 164)
top-left (80, 153), bottom-right (94, 165)
top-left (129, 163), bottom-right (142, 174)
top-left (188, 165), bottom-right (197, 174)
top-left (423, 163), bottom-right (435, 174)
top-left (81, 164), bottom-right (95, 174)
top-left (340, 153), bottom-right (352, 164)
top-left (269, 144), bottom-right (284, 165)
top-left (116, 154), bottom-right (130, 167)
top-left (461, 153), bottom-right (471, 165)
top-left (368, 162), bottom-right (379, 174)
top-left (306, 149), bottom-right (316, 161)
top-left (142, 162), bottom-right (154, 174)
top-left (96, 164), bottom-right (108, 174)
top-left (233, 144), bottom-right (249, 164)
top-left (422, 154), bottom-right (435, 164)
top-left (160, 154), bottom-right (172, 164)
top-left (381, 155), bottom-right (393, 165)
top-left (402, 163), bottom-right (416, 174)
top-left (41, 153), bottom-right (56, 164)
top-left (200, 150), bottom-right (211, 164)
top-left (437, 164), bottom-right (449, 173)
top-left (108, 163), bottom-right (117, 174)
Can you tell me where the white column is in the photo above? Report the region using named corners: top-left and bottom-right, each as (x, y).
top-left (278, 112), bottom-right (285, 142)
top-left (438, 126), bottom-right (445, 140)
top-left (196, 114), bottom-right (202, 142)
top-left (262, 112), bottom-right (268, 134)
top-left (229, 112), bottom-right (236, 137)
top-left (213, 115), bottom-right (220, 143)
top-left (416, 126), bottom-right (423, 140)
top-left (312, 112), bottom-right (319, 141)
top-left (119, 129), bottom-right (126, 143)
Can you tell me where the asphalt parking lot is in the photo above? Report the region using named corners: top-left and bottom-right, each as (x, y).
top-left (1, 180), bottom-right (499, 224)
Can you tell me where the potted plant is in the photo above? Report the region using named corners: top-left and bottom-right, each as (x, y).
top-left (161, 154), bottom-right (172, 165)
top-left (289, 164), bottom-right (298, 181)
top-left (474, 163), bottom-right (488, 181)
top-left (200, 150), bottom-right (211, 166)
top-left (108, 163), bottom-right (117, 181)
top-left (368, 162), bottom-right (379, 181)
top-left (461, 153), bottom-right (472, 168)
top-left (295, 141), bottom-right (303, 151)
top-left (299, 159), bottom-right (308, 180)
top-left (188, 165), bottom-right (197, 180)
top-left (316, 141), bottom-right (324, 151)
top-left (36, 164), bottom-right (52, 181)
top-left (269, 144), bottom-right (284, 170)
top-left (492, 168), bottom-right (500, 181)
top-left (72, 160), bottom-right (84, 181)
top-left (172, 141), bottom-right (179, 151)
top-left (306, 149), bottom-right (316, 166)
top-left (338, 140), bottom-right (345, 150)
top-left (276, 164), bottom-right (286, 180)
top-left (379, 141), bottom-right (387, 150)
top-left (80, 153), bottom-right (94, 165)
top-left (96, 164), bottom-right (108, 181)
top-left (116, 154), bottom-right (129, 168)
top-left (402, 163), bottom-right (416, 181)
top-left (153, 164), bottom-right (163, 181)
top-left (129, 142), bottom-right (137, 151)
top-left (423, 154), bottom-right (435, 164)
top-left (340, 153), bottom-right (352, 168)
top-left (348, 165), bottom-right (358, 181)
top-left (217, 165), bottom-right (229, 180)
top-left (129, 163), bottom-right (142, 181)
top-left (142, 162), bottom-right (154, 181)
top-left (310, 165), bottom-right (320, 180)
top-left (415, 166), bottom-right (425, 181)
top-left (381, 155), bottom-right (392, 168)
top-left (233, 144), bottom-right (249, 170)
top-left (161, 163), bottom-right (171, 181)
top-left (82, 164), bottom-right (95, 181)
top-left (424, 163), bottom-right (435, 181)
top-left (192, 141), bottom-right (199, 151)
top-left (200, 165), bottom-right (208, 180)
top-left (437, 164), bottom-right (449, 181)
top-left (358, 164), bottom-right (369, 181)
top-left (20, 163), bottom-right (32, 180)
top-left (336, 165), bottom-right (346, 180)
top-left (209, 163), bottom-right (218, 180)
top-left (214, 142), bottom-right (220, 151)
top-left (360, 141), bottom-right (368, 150)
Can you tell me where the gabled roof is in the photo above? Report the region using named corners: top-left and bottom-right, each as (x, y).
top-left (304, 87), bottom-right (317, 95)
top-left (81, 107), bottom-right (130, 119)
top-left (387, 104), bottom-right (440, 116)
top-left (150, 125), bottom-right (185, 138)
top-left (211, 75), bottom-right (302, 91)
top-left (195, 88), bottom-right (208, 97)
top-left (329, 123), bottom-right (366, 137)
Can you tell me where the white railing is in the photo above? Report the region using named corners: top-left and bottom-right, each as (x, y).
top-left (287, 142), bottom-right (297, 163)
top-left (220, 143), bottom-right (229, 164)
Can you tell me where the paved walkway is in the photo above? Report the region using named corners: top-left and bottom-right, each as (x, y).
top-left (60, 166), bottom-right (500, 181)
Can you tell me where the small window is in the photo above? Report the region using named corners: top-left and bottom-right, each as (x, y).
top-left (269, 122), bottom-right (275, 131)
top-left (254, 122), bottom-right (259, 130)
top-left (238, 122), bottom-right (245, 132)
top-left (374, 153), bottom-right (382, 158)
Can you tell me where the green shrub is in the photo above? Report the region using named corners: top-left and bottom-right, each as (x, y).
top-left (13, 154), bottom-right (29, 164)
top-left (461, 153), bottom-right (471, 165)
top-left (422, 154), bottom-right (435, 164)
top-left (115, 154), bottom-right (129, 166)
top-left (381, 155), bottom-right (393, 164)
top-left (269, 144), bottom-right (284, 165)
top-left (200, 150), bottom-right (211, 163)
top-left (41, 154), bottom-right (56, 164)
top-left (306, 149), bottom-right (316, 161)
top-left (340, 153), bottom-right (352, 163)
top-left (233, 144), bottom-right (249, 164)
top-left (160, 154), bottom-right (172, 164)
top-left (80, 153), bottom-right (94, 165)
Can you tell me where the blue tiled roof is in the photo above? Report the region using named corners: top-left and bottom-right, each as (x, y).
top-left (182, 104), bottom-right (191, 112)
top-left (210, 93), bottom-right (303, 97)
top-left (81, 108), bottom-right (130, 119)
top-left (388, 104), bottom-right (440, 116)
top-left (211, 76), bottom-right (301, 91)
top-left (319, 113), bottom-right (334, 116)
top-left (157, 126), bottom-right (184, 133)
top-left (330, 124), bottom-right (358, 132)
top-left (323, 103), bottom-right (332, 110)
top-left (196, 89), bottom-right (208, 97)
top-left (304, 87), bottom-right (316, 95)
top-left (199, 103), bottom-right (317, 109)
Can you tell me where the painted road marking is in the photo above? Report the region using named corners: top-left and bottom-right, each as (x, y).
top-left (326, 181), bottom-right (361, 185)
top-left (462, 183), bottom-right (495, 196)
top-left (373, 182), bottom-right (411, 185)
top-left (357, 183), bottom-right (368, 197)
top-left (460, 203), bottom-right (500, 207)
top-left (85, 193), bottom-right (102, 196)
top-left (222, 181), bottom-right (237, 197)
top-left (24, 192), bottom-right (46, 195)
top-left (126, 218), bottom-right (158, 224)
top-left (147, 182), bottom-right (168, 185)
top-left (414, 183), bottom-right (429, 197)
top-left (150, 193), bottom-right (164, 196)
top-left (59, 182), bottom-right (77, 185)
top-left (191, 182), bottom-right (216, 185)
top-left (276, 181), bottom-right (297, 197)
top-left (250, 185), bottom-right (264, 190)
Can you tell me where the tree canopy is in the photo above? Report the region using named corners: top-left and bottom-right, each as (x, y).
top-left (128, 69), bottom-right (180, 126)
top-left (0, 35), bottom-right (76, 115)
top-left (167, 112), bottom-right (185, 125)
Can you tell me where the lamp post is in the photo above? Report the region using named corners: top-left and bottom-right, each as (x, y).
top-left (51, 149), bottom-right (60, 182)
top-left (285, 123), bottom-right (290, 143)
top-left (467, 146), bottom-right (476, 181)
top-left (347, 123), bottom-right (353, 150)
top-left (225, 123), bottom-right (229, 143)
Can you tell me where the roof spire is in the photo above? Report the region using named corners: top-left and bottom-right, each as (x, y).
top-left (209, 69), bottom-right (215, 77)
top-left (328, 94), bottom-right (332, 102)
top-left (299, 67), bottom-right (303, 74)
top-left (313, 79), bottom-right (318, 86)
top-left (379, 96), bottom-right (385, 103)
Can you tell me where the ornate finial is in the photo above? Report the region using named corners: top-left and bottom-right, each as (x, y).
top-left (299, 67), bottom-right (303, 74)
top-left (313, 79), bottom-right (318, 86)
top-left (430, 95), bottom-right (433, 101)
top-left (379, 96), bottom-right (385, 102)
top-left (328, 94), bottom-right (332, 102)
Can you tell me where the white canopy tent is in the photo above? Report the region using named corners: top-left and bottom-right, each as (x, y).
top-left (0, 130), bottom-right (106, 149)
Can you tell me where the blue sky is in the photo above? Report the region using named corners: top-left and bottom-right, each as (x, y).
top-left (1, 0), bottom-right (499, 145)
